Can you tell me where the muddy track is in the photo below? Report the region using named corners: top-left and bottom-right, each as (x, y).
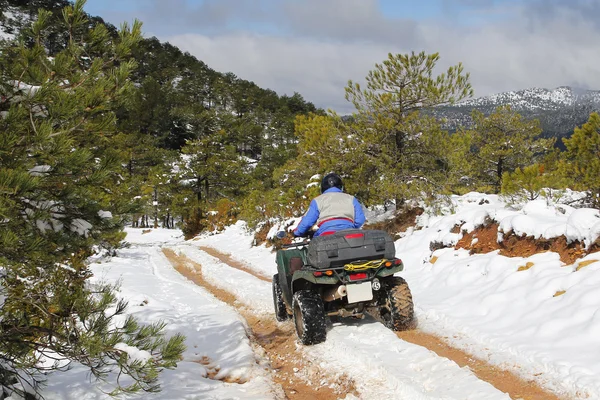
top-left (162, 248), bottom-right (357, 400)
top-left (396, 330), bottom-right (562, 400)
top-left (190, 246), bottom-right (566, 400)
top-left (198, 246), bottom-right (271, 282)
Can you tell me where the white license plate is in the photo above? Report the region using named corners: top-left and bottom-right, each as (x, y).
top-left (346, 281), bottom-right (373, 304)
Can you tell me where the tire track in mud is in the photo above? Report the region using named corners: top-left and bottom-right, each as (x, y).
top-left (193, 246), bottom-right (566, 400)
top-left (395, 330), bottom-right (563, 400)
top-left (198, 246), bottom-right (271, 282)
top-left (162, 248), bottom-right (357, 400)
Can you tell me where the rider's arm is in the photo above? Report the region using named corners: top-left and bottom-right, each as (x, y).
top-left (353, 197), bottom-right (366, 228)
top-left (294, 200), bottom-right (319, 237)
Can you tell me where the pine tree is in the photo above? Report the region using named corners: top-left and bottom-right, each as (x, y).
top-left (558, 112), bottom-right (600, 206)
top-left (501, 164), bottom-right (547, 201)
top-left (176, 131), bottom-right (250, 237)
top-left (461, 106), bottom-right (555, 193)
top-left (344, 51), bottom-right (473, 206)
top-left (238, 114), bottom-right (342, 225)
top-left (0, 1), bottom-right (185, 396)
top-left (291, 114), bottom-right (350, 176)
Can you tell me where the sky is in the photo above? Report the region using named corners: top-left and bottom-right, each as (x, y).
top-left (82, 0), bottom-right (600, 112)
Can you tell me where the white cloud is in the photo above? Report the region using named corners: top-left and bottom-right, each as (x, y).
top-left (168, 33), bottom-right (395, 113)
top-left (86, 0), bottom-right (590, 112)
top-left (167, 3), bottom-right (600, 112)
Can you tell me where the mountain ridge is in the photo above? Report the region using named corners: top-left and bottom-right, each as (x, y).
top-left (434, 86), bottom-right (600, 142)
top-left (458, 86), bottom-right (600, 110)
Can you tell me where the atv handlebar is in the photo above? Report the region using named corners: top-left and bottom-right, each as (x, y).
top-left (280, 240), bottom-right (310, 249)
top-left (275, 228), bottom-right (315, 249)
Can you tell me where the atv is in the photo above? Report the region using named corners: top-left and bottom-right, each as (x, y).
top-left (272, 229), bottom-right (414, 345)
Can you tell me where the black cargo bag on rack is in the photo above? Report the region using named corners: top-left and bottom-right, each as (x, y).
top-left (306, 229), bottom-right (395, 269)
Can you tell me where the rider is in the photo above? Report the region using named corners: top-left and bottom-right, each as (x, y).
top-left (294, 173), bottom-right (366, 237)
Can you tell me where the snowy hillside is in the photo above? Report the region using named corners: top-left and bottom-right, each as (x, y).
top-left (40, 192), bottom-right (600, 399)
top-left (456, 86), bottom-right (600, 111)
top-left (433, 86), bottom-right (600, 140)
top-left (0, 7), bottom-right (29, 42)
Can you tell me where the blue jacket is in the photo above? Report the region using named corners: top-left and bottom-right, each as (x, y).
top-left (294, 187), bottom-right (366, 237)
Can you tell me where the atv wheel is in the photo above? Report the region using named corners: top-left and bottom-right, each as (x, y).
top-left (272, 274), bottom-right (290, 322)
top-left (380, 277), bottom-right (415, 331)
top-left (292, 290), bottom-right (326, 345)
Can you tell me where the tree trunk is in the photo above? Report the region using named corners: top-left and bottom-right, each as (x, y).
top-left (127, 157), bottom-right (133, 177)
top-left (197, 177), bottom-right (203, 202)
top-left (394, 128), bottom-right (405, 207)
top-left (394, 129), bottom-right (404, 162)
top-left (395, 197), bottom-right (405, 211)
top-left (496, 157), bottom-right (504, 194)
top-left (153, 187), bottom-right (159, 229)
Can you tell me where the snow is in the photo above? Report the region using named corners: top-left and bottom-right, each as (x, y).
top-left (396, 193), bottom-right (600, 398)
top-left (184, 231), bottom-right (509, 400)
top-left (9, 81), bottom-right (41, 98)
top-left (497, 200), bottom-right (600, 244)
top-left (0, 10), bottom-right (19, 42)
top-left (176, 245), bottom-right (273, 314)
top-left (191, 192), bottom-right (600, 399)
top-left (241, 155), bottom-right (258, 169)
top-left (0, 28), bottom-right (12, 41)
top-left (416, 192), bottom-right (600, 246)
top-left (42, 232), bottom-right (277, 399)
top-left (113, 343), bottom-right (152, 364)
top-left (455, 86), bottom-right (600, 112)
top-left (97, 210), bottom-right (112, 219)
top-left (39, 191), bottom-right (600, 399)
top-left (195, 221), bottom-right (279, 277)
top-left (29, 165), bottom-right (52, 176)
top-left (70, 219), bottom-right (92, 236)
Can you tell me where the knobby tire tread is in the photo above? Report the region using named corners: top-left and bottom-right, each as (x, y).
top-left (385, 276), bottom-right (415, 331)
top-left (293, 290), bottom-right (326, 345)
top-left (272, 274), bottom-right (290, 322)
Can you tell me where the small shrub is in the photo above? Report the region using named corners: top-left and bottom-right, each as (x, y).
top-left (206, 198), bottom-right (239, 232)
top-left (182, 207), bottom-right (207, 239)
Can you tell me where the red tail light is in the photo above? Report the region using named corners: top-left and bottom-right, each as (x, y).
top-left (394, 259), bottom-right (402, 265)
top-left (313, 271), bottom-right (323, 277)
top-left (345, 233), bottom-right (364, 239)
top-left (349, 272), bottom-right (367, 281)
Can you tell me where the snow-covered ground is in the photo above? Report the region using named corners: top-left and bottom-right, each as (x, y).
top-left (43, 229), bottom-right (278, 400)
top-left (194, 192), bottom-right (600, 399)
top-left (175, 242), bottom-right (508, 400)
top-left (397, 193), bottom-right (600, 398)
top-left (42, 192), bottom-right (600, 398)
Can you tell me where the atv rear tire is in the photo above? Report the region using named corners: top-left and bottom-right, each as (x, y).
top-left (272, 274), bottom-right (290, 322)
top-left (380, 276), bottom-right (415, 331)
top-left (292, 290), bottom-right (326, 345)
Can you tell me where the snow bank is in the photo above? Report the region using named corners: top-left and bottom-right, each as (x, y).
top-left (416, 192), bottom-right (600, 246)
top-left (42, 238), bottom-right (276, 399)
top-left (397, 192), bottom-right (600, 398)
